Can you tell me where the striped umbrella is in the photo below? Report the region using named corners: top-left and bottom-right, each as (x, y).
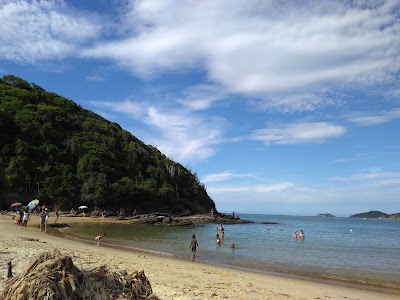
top-left (27, 199), bottom-right (39, 210)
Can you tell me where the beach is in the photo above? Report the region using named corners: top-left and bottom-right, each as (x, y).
top-left (0, 214), bottom-right (398, 300)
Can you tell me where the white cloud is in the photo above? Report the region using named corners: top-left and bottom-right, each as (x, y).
top-left (91, 100), bottom-right (226, 164)
top-left (176, 85), bottom-right (228, 111)
top-left (347, 108), bottom-right (400, 126)
top-left (250, 91), bottom-right (341, 113)
top-left (331, 153), bottom-right (377, 163)
top-left (3, 1), bottom-right (399, 112)
top-left (328, 171), bottom-right (400, 181)
top-left (0, 0), bottom-right (101, 62)
top-left (202, 171), bottom-right (253, 183)
top-left (250, 122), bottom-right (346, 144)
top-left (81, 0), bottom-right (400, 111)
top-left (208, 182), bottom-right (294, 194)
top-left (210, 177), bottom-right (400, 216)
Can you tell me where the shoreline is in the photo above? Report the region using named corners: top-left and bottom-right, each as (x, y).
top-left (61, 229), bottom-right (400, 293)
top-left (56, 215), bottom-right (400, 291)
top-left (1, 214), bottom-right (399, 299)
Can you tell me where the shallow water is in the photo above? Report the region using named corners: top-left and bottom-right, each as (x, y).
top-left (61, 214), bottom-right (400, 288)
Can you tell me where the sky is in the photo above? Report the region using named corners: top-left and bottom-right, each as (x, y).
top-left (1, 0), bottom-right (399, 217)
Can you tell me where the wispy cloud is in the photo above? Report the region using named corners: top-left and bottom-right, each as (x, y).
top-left (202, 171), bottom-right (254, 183)
top-left (250, 91), bottom-right (341, 114)
top-left (331, 153), bottom-right (377, 163)
top-left (0, 0), bottom-right (102, 62)
top-left (250, 122), bottom-right (346, 144)
top-left (328, 171), bottom-right (400, 181)
top-left (176, 85), bottom-right (228, 111)
top-left (208, 182), bottom-right (294, 194)
top-left (209, 177), bottom-right (400, 215)
top-left (81, 0), bottom-right (400, 111)
top-left (91, 99), bottom-right (227, 164)
top-left (347, 108), bottom-right (400, 126)
top-left (2, 1), bottom-right (399, 113)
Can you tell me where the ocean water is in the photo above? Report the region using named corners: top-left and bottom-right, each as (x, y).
top-left (60, 214), bottom-right (400, 288)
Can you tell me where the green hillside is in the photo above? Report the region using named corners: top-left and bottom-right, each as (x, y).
top-left (350, 211), bottom-right (389, 219)
top-left (0, 75), bottom-right (216, 214)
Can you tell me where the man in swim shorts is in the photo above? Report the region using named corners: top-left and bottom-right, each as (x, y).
top-left (190, 234), bottom-right (199, 259)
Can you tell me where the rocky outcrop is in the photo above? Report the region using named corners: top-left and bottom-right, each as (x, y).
top-left (126, 213), bottom-right (255, 225)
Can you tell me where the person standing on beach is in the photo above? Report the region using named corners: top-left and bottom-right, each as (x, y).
top-left (21, 208), bottom-right (29, 229)
top-left (95, 233), bottom-right (106, 246)
top-left (17, 210), bottom-right (23, 226)
top-left (39, 209), bottom-right (46, 232)
top-left (190, 234), bottom-right (199, 259)
top-left (54, 209), bottom-right (59, 223)
top-left (44, 208), bottom-right (49, 232)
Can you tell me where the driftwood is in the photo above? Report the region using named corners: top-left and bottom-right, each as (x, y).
top-left (7, 261), bottom-right (12, 278)
top-left (1, 250), bottom-right (160, 300)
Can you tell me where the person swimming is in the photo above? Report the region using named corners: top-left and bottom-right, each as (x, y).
top-left (216, 233), bottom-right (221, 244)
top-left (292, 231), bottom-right (298, 238)
top-left (299, 230), bottom-right (305, 239)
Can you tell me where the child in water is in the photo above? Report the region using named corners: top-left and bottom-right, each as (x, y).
top-left (95, 233), bottom-right (106, 246)
top-left (216, 233), bottom-right (221, 244)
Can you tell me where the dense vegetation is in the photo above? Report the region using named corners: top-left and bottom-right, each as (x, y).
top-left (0, 75), bottom-right (216, 214)
top-left (350, 211), bottom-right (400, 219)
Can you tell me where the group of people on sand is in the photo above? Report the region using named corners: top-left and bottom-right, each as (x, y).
top-left (12, 207), bottom-right (31, 229)
top-left (13, 206), bottom-right (59, 231)
top-left (18, 207), bottom-right (30, 229)
top-left (292, 230), bottom-right (305, 239)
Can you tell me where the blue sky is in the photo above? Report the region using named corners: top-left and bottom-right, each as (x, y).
top-left (1, 0), bottom-right (399, 217)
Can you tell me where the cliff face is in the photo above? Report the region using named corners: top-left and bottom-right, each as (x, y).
top-left (0, 75), bottom-right (216, 214)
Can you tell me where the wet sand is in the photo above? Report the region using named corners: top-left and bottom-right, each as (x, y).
top-left (0, 213), bottom-right (398, 300)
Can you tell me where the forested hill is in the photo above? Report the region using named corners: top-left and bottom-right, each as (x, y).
top-left (0, 75), bottom-right (216, 214)
top-left (349, 211), bottom-right (400, 219)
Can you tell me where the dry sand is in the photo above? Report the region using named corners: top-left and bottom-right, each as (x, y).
top-left (0, 213), bottom-right (399, 300)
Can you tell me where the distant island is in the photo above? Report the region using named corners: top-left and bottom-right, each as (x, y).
top-left (350, 211), bottom-right (400, 219)
top-left (316, 213), bottom-right (336, 217)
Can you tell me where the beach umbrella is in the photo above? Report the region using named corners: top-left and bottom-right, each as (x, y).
top-left (78, 205), bottom-right (88, 215)
top-left (10, 202), bottom-right (23, 212)
top-left (27, 199), bottom-right (40, 210)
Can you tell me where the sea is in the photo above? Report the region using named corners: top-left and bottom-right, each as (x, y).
top-left (59, 214), bottom-right (400, 289)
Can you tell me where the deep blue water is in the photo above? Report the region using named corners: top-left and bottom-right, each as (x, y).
top-left (61, 214), bottom-right (400, 287)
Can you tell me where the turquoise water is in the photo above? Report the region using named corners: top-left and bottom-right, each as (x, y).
top-left (61, 214), bottom-right (400, 288)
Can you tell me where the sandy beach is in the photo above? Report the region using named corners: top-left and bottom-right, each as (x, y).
top-left (0, 213), bottom-right (399, 300)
